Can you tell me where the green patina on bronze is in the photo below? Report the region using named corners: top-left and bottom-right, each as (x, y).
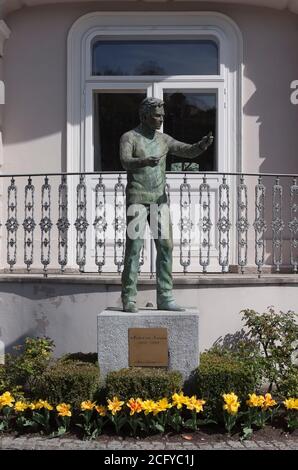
top-left (120, 98), bottom-right (213, 312)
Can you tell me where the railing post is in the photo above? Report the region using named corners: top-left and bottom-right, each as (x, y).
top-left (289, 177), bottom-right (298, 273)
top-left (40, 176), bottom-right (52, 277)
top-left (199, 174), bottom-right (212, 273)
top-left (236, 175), bottom-right (249, 274)
top-left (217, 175), bottom-right (231, 273)
top-left (94, 174), bottom-right (107, 274)
top-left (57, 174), bottom-right (70, 272)
top-left (272, 176), bottom-right (284, 273)
top-left (75, 174), bottom-right (89, 273)
top-left (179, 173), bottom-right (192, 273)
top-left (114, 174), bottom-right (125, 274)
top-left (5, 177), bottom-right (18, 272)
top-left (253, 176), bottom-right (267, 277)
top-left (23, 176), bottom-right (35, 272)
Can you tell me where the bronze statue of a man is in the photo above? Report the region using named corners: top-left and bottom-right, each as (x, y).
top-left (120, 97), bottom-right (213, 313)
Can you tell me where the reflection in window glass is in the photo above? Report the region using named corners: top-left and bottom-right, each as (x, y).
top-left (93, 93), bottom-right (145, 172)
top-left (164, 92), bottom-right (217, 171)
top-left (92, 40), bottom-right (219, 76)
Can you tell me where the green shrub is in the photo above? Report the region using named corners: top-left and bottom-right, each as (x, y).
top-left (59, 352), bottom-right (98, 365)
top-left (241, 308), bottom-right (298, 392)
top-left (31, 361), bottom-right (100, 409)
top-left (106, 368), bottom-right (182, 401)
top-left (0, 337), bottom-right (54, 395)
top-left (279, 367), bottom-right (298, 398)
top-left (194, 352), bottom-right (258, 419)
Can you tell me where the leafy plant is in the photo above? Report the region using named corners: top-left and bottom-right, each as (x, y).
top-left (241, 308), bottom-right (298, 392)
top-left (278, 367), bottom-right (298, 398)
top-left (222, 392), bottom-right (241, 435)
top-left (0, 337), bottom-right (54, 395)
top-left (52, 403), bottom-right (72, 438)
top-left (283, 398), bottom-right (298, 431)
top-left (244, 393), bottom-right (278, 432)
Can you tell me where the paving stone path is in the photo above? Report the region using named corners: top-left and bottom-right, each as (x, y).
top-left (0, 435), bottom-right (297, 450)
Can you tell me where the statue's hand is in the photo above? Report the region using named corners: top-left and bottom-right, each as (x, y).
top-left (146, 156), bottom-right (161, 167)
top-left (200, 132), bottom-right (214, 151)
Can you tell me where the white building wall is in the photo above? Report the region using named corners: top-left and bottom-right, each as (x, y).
top-left (0, 278), bottom-right (297, 355)
top-left (0, 3), bottom-right (298, 358)
top-left (1, 2), bottom-right (298, 175)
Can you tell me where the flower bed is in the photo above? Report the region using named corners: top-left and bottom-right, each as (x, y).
top-left (0, 390), bottom-right (297, 440)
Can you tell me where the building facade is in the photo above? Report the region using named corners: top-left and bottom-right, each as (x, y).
top-left (0, 1), bottom-right (297, 355)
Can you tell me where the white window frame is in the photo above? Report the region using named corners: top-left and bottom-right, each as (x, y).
top-left (85, 82), bottom-right (153, 173)
top-left (67, 11), bottom-right (243, 267)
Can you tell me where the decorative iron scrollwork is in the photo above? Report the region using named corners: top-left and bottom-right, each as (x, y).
top-left (40, 176), bottom-right (52, 276)
top-left (5, 177), bottom-right (18, 271)
top-left (199, 175), bottom-right (212, 273)
top-left (93, 175), bottom-right (107, 273)
top-left (75, 175), bottom-right (89, 272)
top-left (253, 176), bottom-right (267, 275)
top-left (179, 174), bottom-right (192, 273)
top-left (57, 175), bottom-right (70, 272)
top-left (217, 175), bottom-right (231, 272)
top-left (289, 178), bottom-right (298, 273)
top-left (236, 175), bottom-right (249, 273)
top-left (23, 177), bottom-right (35, 272)
top-left (114, 174), bottom-right (126, 274)
top-left (272, 177), bottom-right (284, 272)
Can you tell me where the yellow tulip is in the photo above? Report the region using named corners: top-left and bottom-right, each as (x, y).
top-left (107, 397), bottom-right (125, 415)
top-left (80, 400), bottom-right (96, 411)
top-left (127, 398), bottom-right (143, 416)
top-left (56, 403), bottom-right (72, 417)
top-left (95, 405), bottom-right (107, 416)
top-left (14, 401), bottom-right (29, 412)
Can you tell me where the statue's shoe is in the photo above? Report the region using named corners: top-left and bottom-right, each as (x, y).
top-left (157, 300), bottom-right (185, 312)
top-left (123, 301), bottom-right (139, 313)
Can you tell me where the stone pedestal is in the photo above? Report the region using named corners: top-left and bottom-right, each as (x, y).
top-left (97, 308), bottom-right (199, 385)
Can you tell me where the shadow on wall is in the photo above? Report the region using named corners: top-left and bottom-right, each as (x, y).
top-left (242, 10), bottom-right (298, 175)
top-left (0, 281), bottom-right (112, 300)
top-left (0, 310), bottom-right (49, 353)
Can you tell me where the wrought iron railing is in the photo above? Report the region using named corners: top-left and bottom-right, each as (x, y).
top-left (0, 171), bottom-right (297, 277)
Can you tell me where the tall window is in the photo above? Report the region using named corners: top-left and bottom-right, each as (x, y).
top-left (92, 39), bottom-right (219, 76)
top-left (91, 38), bottom-right (219, 173)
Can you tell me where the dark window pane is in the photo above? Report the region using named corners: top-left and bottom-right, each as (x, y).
top-left (94, 93), bottom-right (145, 171)
top-left (164, 92), bottom-right (217, 172)
top-left (92, 40), bottom-right (218, 76)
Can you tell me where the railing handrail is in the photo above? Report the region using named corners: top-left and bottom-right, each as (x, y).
top-left (0, 171), bottom-right (297, 179)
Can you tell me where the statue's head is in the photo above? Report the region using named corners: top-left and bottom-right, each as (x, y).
top-left (139, 97), bottom-right (165, 130)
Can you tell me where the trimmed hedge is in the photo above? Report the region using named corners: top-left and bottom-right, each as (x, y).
top-left (59, 352), bottom-right (98, 365)
top-left (106, 368), bottom-right (182, 401)
top-left (31, 361), bottom-right (100, 409)
top-left (194, 352), bottom-right (258, 418)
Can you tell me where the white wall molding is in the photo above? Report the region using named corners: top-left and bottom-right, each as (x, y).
top-left (2, 0), bottom-right (298, 17)
top-left (0, 80), bottom-right (4, 104)
top-left (0, 19), bottom-right (10, 255)
top-left (0, 20), bottom-right (11, 57)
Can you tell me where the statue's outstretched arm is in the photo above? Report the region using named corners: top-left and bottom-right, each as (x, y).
top-left (165, 132), bottom-right (213, 159)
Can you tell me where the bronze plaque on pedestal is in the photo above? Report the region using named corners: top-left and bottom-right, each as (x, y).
top-left (128, 328), bottom-right (168, 367)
